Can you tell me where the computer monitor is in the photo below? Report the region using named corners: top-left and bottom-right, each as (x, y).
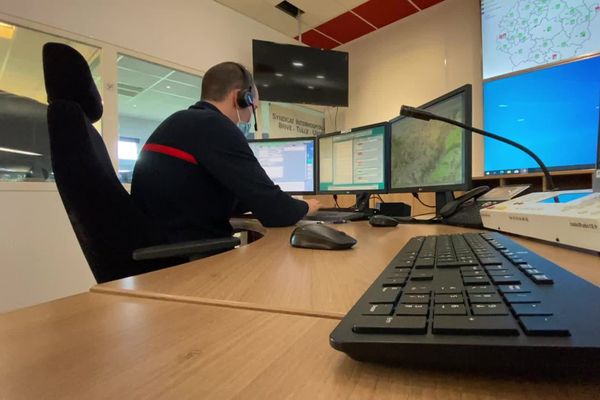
top-left (317, 122), bottom-right (388, 196)
top-left (248, 137), bottom-right (315, 195)
top-left (389, 85), bottom-right (472, 210)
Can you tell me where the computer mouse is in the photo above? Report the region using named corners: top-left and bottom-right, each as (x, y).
top-left (290, 224), bottom-right (357, 250)
top-left (369, 215), bottom-right (400, 227)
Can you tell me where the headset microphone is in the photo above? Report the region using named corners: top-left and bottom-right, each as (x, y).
top-left (251, 104), bottom-right (258, 132)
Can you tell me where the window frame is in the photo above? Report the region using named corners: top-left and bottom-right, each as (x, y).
top-left (0, 12), bottom-right (206, 192)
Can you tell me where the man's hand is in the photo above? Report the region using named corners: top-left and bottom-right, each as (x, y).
top-left (304, 199), bottom-right (321, 215)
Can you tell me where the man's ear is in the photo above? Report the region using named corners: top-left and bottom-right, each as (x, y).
top-left (231, 89), bottom-right (240, 108)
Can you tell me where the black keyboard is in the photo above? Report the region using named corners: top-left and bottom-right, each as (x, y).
top-left (304, 211), bottom-right (369, 222)
top-left (330, 232), bottom-right (600, 370)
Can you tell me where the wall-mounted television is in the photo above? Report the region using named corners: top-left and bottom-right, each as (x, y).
top-left (252, 40), bottom-right (348, 107)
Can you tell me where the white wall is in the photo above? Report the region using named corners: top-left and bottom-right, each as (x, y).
top-left (335, 0), bottom-right (484, 175)
top-left (0, 0), bottom-right (294, 72)
top-left (0, 0), bottom-right (295, 312)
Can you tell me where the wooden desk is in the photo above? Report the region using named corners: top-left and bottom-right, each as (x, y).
top-left (93, 223), bottom-right (600, 318)
top-left (2, 293), bottom-right (598, 399)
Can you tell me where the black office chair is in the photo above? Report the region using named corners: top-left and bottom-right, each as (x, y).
top-left (42, 42), bottom-right (240, 283)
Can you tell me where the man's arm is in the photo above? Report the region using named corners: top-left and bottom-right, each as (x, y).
top-left (197, 122), bottom-right (309, 227)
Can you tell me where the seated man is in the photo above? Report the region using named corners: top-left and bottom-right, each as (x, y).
top-left (131, 62), bottom-right (319, 242)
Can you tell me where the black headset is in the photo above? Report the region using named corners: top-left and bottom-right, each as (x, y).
top-left (235, 63), bottom-right (254, 108)
top-left (234, 62), bottom-right (258, 131)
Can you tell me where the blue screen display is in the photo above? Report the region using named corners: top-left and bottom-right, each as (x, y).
top-left (484, 55), bottom-right (600, 175)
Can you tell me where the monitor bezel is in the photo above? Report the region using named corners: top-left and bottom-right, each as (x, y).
top-left (387, 84), bottom-right (473, 194)
top-left (247, 136), bottom-right (317, 195)
top-left (316, 121), bottom-right (390, 195)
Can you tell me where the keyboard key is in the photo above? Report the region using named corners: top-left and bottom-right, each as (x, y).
top-left (369, 286), bottom-right (402, 304)
top-left (491, 275), bottom-right (521, 285)
top-left (466, 285), bottom-right (496, 294)
top-left (434, 304), bottom-right (467, 315)
top-left (395, 260), bottom-right (414, 267)
top-left (432, 316), bottom-right (519, 336)
top-left (461, 271), bottom-right (486, 277)
top-left (485, 265), bottom-right (508, 272)
top-left (435, 286), bottom-right (462, 294)
top-left (472, 304), bottom-right (509, 316)
top-left (400, 294), bottom-right (430, 304)
top-left (362, 304), bottom-right (394, 316)
top-left (352, 316), bottom-right (427, 334)
top-left (511, 303), bottom-right (553, 316)
top-left (498, 284), bottom-right (531, 294)
top-left (504, 293), bottom-right (540, 304)
top-left (414, 258), bottom-right (434, 268)
top-left (531, 274), bottom-right (554, 285)
top-left (435, 294), bottom-right (464, 304)
top-left (437, 260), bottom-right (479, 268)
top-left (521, 268), bottom-right (542, 277)
top-left (382, 278), bottom-right (407, 287)
top-left (487, 269), bottom-right (510, 276)
top-left (509, 257), bottom-right (527, 264)
top-left (519, 316), bottom-right (570, 336)
top-left (411, 271), bottom-right (434, 281)
top-left (469, 293), bottom-right (502, 304)
top-left (386, 272), bottom-right (409, 279)
top-left (463, 276), bottom-right (490, 285)
top-left (404, 285), bottom-right (431, 294)
top-left (396, 304), bottom-right (429, 316)
top-left (479, 257), bottom-right (503, 265)
top-left (460, 266), bottom-right (484, 273)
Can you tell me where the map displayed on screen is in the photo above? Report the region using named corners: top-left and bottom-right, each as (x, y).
top-left (482, 0), bottom-right (600, 79)
top-left (390, 95), bottom-right (465, 190)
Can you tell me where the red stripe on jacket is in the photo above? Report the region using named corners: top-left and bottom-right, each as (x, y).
top-left (142, 144), bottom-right (198, 165)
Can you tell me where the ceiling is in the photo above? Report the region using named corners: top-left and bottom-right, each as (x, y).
top-left (215, 0), bottom-right (446, 49)
top-left (116, 55), bottom-right (202, 122)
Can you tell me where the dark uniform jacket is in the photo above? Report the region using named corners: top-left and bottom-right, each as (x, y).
top-left (131, 101), bottom-right (308, 242)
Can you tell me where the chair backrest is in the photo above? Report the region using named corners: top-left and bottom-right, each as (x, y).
top-left (42, 42), bottom-right (181, 283)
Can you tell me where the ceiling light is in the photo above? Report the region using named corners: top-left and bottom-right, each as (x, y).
top-left (263, 83), bottom-right (269, 87)
top-left (292, 61), bottom-right (304, 67)
top-left (166, 85), bottom-right (171, 89)
top-left (307, 86), bottom-right (314, 90)
top-left (275, 73), bottom-right (284, 77)
top-left (0, 146), bottom-right (43, 156)
top-left (316, 75), bottom-right (325, 79)
top-left (0, 22), bottom-right (16, 40)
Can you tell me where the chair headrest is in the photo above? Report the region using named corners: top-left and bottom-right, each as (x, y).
top-left (42, 42), bottom-right (103, 123)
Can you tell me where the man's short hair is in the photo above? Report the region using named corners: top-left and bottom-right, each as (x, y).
top-left (201, 62), bottom-right (254, 102)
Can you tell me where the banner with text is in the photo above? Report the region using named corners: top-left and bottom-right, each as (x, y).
top-left (269, 104), bottom-right (325, 138)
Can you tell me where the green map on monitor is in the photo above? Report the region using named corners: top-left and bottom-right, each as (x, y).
top-left (391, 94), bottom-right (465, 189)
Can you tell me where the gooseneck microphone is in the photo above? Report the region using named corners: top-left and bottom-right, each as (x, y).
top-left (400, 105), bottom-right (557, 191)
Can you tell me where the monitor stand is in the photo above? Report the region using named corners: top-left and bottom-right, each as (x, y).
top-left (355, 192), bottom-right (372, 212)
top-left (435, 191), bottom-right (454, 215)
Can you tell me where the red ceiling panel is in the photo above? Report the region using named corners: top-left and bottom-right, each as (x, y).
top-left (352, 0), bottom-right (419, 29)
top-left (411, 0), bottom-right (445, 10)
top-left (296, 29), bottom-right (340, 50)
top-left (315, 11), bottom-right (376, 44)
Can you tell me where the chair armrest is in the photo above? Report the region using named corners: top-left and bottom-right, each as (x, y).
top-left (132, 237), bottom-right (241, 261)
